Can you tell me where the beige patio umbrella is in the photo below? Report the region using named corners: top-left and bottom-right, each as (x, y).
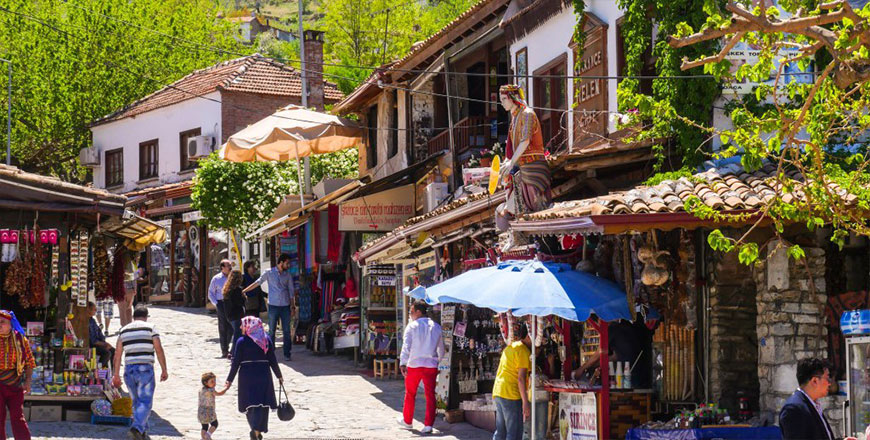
top-left (219, 105), bottom-right (363, 162)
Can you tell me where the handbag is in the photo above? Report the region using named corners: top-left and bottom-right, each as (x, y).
top-left (276, 383), bottom-right (295, 421)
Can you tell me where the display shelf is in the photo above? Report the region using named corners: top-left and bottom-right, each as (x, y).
top-left (25, 395), bottom-right (101, 402)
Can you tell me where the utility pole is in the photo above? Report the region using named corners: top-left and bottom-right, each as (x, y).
top-left (0, 59), bottom-right (9, 167)
top-left (298, 0), bottom-right (311, 196)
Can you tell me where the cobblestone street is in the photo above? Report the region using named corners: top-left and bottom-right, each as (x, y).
top-left (25, 305), bottom-right (492, 440)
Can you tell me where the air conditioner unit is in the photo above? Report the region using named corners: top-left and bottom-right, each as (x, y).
top-left (187, 135), bottom-right (215, 160)
top-left (424, 182), bottom-right (449, 213)
top-left (79, 147), bottom-right (100, 166)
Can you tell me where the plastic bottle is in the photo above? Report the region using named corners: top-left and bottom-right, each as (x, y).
top-left (623, 361), bottom-right (632, 389)
top-left (609, 361), bottom-right (616, 388)
top-left (614, 362), bottom-right (623, 389)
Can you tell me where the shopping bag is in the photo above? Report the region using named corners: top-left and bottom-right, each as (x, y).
top-left (277, 383), bottom-right (295, 421)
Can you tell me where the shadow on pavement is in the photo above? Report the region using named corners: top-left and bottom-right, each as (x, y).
top-left (29, 411), bottom-right (182, 438)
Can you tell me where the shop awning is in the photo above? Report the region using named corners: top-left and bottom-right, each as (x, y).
top-left (101, 212), bottom-right (167, 250)
top-left (354, 190), bottom-right (506, 265)
top-left (0, 164), bottom-right (126, 216)
top-left (246, 180), bottom-right (364, 240)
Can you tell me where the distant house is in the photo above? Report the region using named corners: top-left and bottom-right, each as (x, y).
top-left (228, 14), bottom-right (272, 44)
top-left (87, 49), bottom-right (342, 195)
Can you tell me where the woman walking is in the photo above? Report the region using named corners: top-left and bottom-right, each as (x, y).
top-left (119, 251), bottom-right (141, 327)
top-left (225, 316), bottom-right (283, 439)
top-left (242, 261), bottom-right (265, 318)
top-left (0, 310), bottom-right (35, 440)
top-left (223, 270), bottom-right (246, 358)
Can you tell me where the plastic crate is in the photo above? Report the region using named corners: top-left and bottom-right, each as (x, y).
top-left (91, 414), bottom-right (132, 426)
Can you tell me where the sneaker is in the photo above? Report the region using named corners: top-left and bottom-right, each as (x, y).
top-left (284, 353), bottom-right (292, 361)
top-left (421, 426), bottom-right (433, 434)
top-left (396, 417), bottom-right (413, 429)
top-left (129, 429), bottom-right (144, 440)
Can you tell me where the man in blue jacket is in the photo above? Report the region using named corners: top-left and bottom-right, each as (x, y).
top-left (779, 357), bottom-right (840, 440)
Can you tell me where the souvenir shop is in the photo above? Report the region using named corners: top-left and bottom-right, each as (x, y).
top-left (0, 166), bottom-right (164, 423)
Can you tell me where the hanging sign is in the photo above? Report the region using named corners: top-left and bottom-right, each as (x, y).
top-left (376, 276), bottom-right (396, 286)
top-left (182, 210), bottom-right (203, 223)
top-left (559, 392), bottom-right (598, 440)
top-left (338, 184), bottom-right (414, 231)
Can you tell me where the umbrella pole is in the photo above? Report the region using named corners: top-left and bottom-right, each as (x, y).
top-left (531, 319), bottom-right (536, 440)
top-left (294, 144), bottom-right (305, 207)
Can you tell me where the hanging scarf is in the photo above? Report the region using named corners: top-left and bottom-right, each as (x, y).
top-left (0, 310), bottom-right (26, 379)
top-left (240, 316), bottom-right (270, 354)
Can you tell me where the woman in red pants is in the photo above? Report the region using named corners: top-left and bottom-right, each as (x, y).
top-left (0, 310), bottom-right (34, 440)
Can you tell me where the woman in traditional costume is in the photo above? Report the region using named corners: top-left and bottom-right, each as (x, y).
top-left (0, 310), bottom-right (35, 440)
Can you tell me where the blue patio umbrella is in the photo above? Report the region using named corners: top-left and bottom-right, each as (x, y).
top-left (406, 260), bottom-right (631, 322)
top-left (405, 259), bottom-right (631, 440)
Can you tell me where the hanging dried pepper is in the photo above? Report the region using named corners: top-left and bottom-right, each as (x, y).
top-left (24, 225), bottom-right (47, 308)
top-left (108, 246), bottom-right (127, 303)
top-left (92, 236), bottom-right (111, 300)
top-left (4, 234), bottom-right (27, 297)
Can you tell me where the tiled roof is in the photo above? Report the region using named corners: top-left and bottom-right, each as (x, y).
top-left (519, 162), bottom-right (856, 222)
top-left (0, 164), bottom-right (126, 204)
top-left (91, 55), bottom-right (344, 126)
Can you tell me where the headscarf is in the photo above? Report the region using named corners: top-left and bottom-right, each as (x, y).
top-left (240, 316), bottom-right (270, 353)
top-left (0, 310), bottom-right (26, 376)
top-left (499, 84), bottom-right (528, 109)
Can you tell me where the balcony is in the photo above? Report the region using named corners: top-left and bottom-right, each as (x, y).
top-left (427, 116), bottom-right (489, 157)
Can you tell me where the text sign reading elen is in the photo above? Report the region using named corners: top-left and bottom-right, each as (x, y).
top-left (559, 392), bottom-right (597, 440)
top-left (338, 184), bottom-right (415, 232)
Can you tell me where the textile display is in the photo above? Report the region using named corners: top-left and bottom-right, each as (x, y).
top-left (297, 279), bottom-right (313, 323)
top-left (327, 205), bottom-right (341, 263)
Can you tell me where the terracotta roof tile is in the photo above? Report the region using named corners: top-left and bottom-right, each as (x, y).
top-left (517, 162), bottom-right (833, 222)
top-left (92, 55), bottom-right (344, 126)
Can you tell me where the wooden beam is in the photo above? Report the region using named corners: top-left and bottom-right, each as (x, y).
top-left (564, 149), bottom-right (654, 172)
top-left (429, 210), bottom-right (495, 237)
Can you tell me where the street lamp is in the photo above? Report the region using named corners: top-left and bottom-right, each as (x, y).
top-left (0, 59), bottom-right (9, 166)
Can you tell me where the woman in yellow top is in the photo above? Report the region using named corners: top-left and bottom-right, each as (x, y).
top-left (495, 84), bottom-right (552, 236)
top-left (492, 323), bottom-right (532, 440)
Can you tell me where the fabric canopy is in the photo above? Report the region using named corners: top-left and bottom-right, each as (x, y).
top-left (408, 260), bottom-right (631, 322)
top-left (220, 105), bottom-right (363, 162)
top-left (100, 212), bottom-right (167, 251)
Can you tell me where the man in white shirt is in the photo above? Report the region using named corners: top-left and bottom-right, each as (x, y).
top-left (208, 260), bottom-right (232, 358)
top-left (397, 300), bottom-right (445, 434)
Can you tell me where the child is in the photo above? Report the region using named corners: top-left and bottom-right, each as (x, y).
top-left (199, 372), bottom-right (228, 439)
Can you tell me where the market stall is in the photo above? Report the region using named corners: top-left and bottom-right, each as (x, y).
top-left (0, 165), bottom-right (164, 422)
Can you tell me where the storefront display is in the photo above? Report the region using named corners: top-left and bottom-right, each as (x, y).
top-left (362, 264), bottom-right (400, 358)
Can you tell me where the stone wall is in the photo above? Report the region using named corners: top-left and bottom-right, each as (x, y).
top-left (708, 248), bottom-right (760, 411)
top-left (753, 241), bottom-right (845, 435)
top-left (411, 81), bottom-right (435, 162)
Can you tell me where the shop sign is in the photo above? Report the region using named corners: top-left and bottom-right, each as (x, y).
top-left (338, 184), bottom-right (415, 231)
top-left (571, 15), bottom-right (608, 147)
top-left (375, 275), bottom-right (396, 286)
top-left (182, 210), bottom-right (203, 222)
top-left (559, 392), bottom-right (597, 440)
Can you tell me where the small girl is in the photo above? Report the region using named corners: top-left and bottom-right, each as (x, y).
top-left (199, 372), bottom-right (228, 439)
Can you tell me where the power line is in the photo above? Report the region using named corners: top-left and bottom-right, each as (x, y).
top-left (60, 0), bottom-right (817, 82)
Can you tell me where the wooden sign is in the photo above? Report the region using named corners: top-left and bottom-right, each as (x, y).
top-left (571, 13), bottom-right (608, 149)
top-left (338, 184), bottom-right (415, 231)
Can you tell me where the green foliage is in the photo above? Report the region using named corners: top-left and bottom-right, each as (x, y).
top-left (191, 148), bottom-right (359, 236)
top-left (0, 0), bottom-right (245, 180)
top-left (320, 0), bottom-right (476, 93)
top-left (616, 0), bottom-right (723, 170)
top-left (642, 167), bottom-right (699, 186)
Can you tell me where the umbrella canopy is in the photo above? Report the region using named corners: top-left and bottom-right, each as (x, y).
top-left (220, 105), bottom-right (363, 162)
top-left (408, 260), bottom-right (631, 322)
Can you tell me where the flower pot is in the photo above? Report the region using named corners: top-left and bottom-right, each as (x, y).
top-left (479, 157), bottom-right (492, 167)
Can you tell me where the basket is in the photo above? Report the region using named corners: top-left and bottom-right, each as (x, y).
top-left (111, 397), bottom-right (133, 417)
top-left (91, 415), bottom-right (132, 426)
top-left (445, 409), bottom-right (465, 424)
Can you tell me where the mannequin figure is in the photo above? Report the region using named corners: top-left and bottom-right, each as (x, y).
top-left (495, 84), bottom-right (552, 237)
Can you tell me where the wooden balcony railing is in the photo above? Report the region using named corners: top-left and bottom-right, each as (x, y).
top-left (427, 116), bottom-right (489, 156)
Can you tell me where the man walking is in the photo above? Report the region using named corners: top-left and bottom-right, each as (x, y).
top-left (208, 259), bottom-right (232, 358)
top-left (492, 323), bottom-right (531, 440)
top-left (779, 357), bottom-right (851, 440)
top-left (397, 300), bottom-right (445, 433)
top-left (243, 253), bottom-right (296, 360)
top-left (112, 305), bottom-right (168, 440)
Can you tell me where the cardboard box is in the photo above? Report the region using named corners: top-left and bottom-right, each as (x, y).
top-left (64, 409), bottom-right (91, 422)
top-left (29, 405), bottom-right (61, 422)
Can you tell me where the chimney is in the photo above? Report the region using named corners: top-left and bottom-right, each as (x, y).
top-left (303, 30), bottom-right (325, 111)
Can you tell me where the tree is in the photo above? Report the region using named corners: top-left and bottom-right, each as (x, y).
top-left (0, 0), bottom-right (245, 180)
top-left (191, 148), bottom-right (359, 236)
top-left (619, 0), bottom-right (870, 263)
